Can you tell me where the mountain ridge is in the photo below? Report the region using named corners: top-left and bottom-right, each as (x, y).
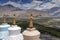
top-left (0, 4), bottom-right (50, 17)
top-left (0, 0), bottom-right (60, 17)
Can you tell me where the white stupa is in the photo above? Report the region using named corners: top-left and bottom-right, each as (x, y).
top-left (23, 14), bottom-right (41, 40)
top-left (0, 14), bottom-right (10, 40)
top-left (4, 14), bottom-right (23, 40)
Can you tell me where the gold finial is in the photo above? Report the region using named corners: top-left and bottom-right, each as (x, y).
top-left (29, 13), bottom-right (33, 28)
top-left (13, 14), bottom-right (16, 25)
top-left (3, 14), bottom-right (6, 23)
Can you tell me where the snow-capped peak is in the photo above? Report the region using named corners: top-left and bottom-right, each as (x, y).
top-left (2, 1), bottom-right (21, 8)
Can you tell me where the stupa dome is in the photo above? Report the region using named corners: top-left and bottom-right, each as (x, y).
top-left (8, 25), bottom-right (21, 30)
top-left (23, 28), bottom-right (40, 36)
top-left (0, 23), bottom-right (10, 28)
top-left (8, 25), bottom-right (21, 35)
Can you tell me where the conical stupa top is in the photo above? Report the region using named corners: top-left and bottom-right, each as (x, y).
top-left (3, 14), bottom-right (6, 23)
top-left (13, 14), bottom-right (16, 25)
top-left (29, 13), bottom-right (33, 28)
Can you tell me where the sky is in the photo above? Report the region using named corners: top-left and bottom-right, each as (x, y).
top-left (0, 0), bottom-right (60, 4)
top-left (0, 0), bottom-right (54, 4)
top-left (0, 0), bottom-right (60, 16)
top-left (0, 0), bottom-right (33, 4)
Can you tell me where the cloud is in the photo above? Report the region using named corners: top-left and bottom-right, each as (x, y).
top-left (2, 1), bottom-right (21, 8)
top-left (1, 0), bottom-right (60, 10)
top-left (19, 0), bottom-right (57, 10)
top-left (52, 0), bottom-right (60, 6)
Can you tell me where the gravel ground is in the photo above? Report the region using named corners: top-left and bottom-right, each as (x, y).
top-left (40, 34), bottom-right (60, 40)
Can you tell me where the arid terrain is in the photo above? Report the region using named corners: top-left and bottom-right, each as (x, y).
top-left (0, 5), bottom-right (50, 17)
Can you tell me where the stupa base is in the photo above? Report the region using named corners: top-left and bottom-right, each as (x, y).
top-left (3, 34), bottom-right (23, 40)
top-left (23, 35), bottom-right (41, 40)
top-left (23, 28), bottom-right (41, 40)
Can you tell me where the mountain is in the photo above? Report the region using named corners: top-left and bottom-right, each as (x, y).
top-left (0, 0), bottom-right (60, 9)
top-left (0, 4), bottom-right (50, 17)
top-left (0, 4), bottom-right (22, 16)
top-left (0, 0), bottom-right (60, 17)
top-left (1, 0), bottom-right (57, 10)
top-left (46, 7), bottom-right (60, 17)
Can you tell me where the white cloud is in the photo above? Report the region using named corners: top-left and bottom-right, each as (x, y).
top-left (21, 1), bottom-right (56, 10)
top-left (1, 0), bottom-right (60, 10)
top-left (52, 0), bottom-right (60, 7)
top-left (2, 1), bottom-right (21, 8)
top-left (40, 2), bottom-right (56, 9)
top-left (52, 0), bottom-right (60, 3)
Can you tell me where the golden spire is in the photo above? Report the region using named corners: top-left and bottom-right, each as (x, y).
top-left (3, 14), bottom-right (6, 23)
top-left (29, 13), bottom-right (34, 28)
top-left (13, 14), bottom-right (16, 25)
